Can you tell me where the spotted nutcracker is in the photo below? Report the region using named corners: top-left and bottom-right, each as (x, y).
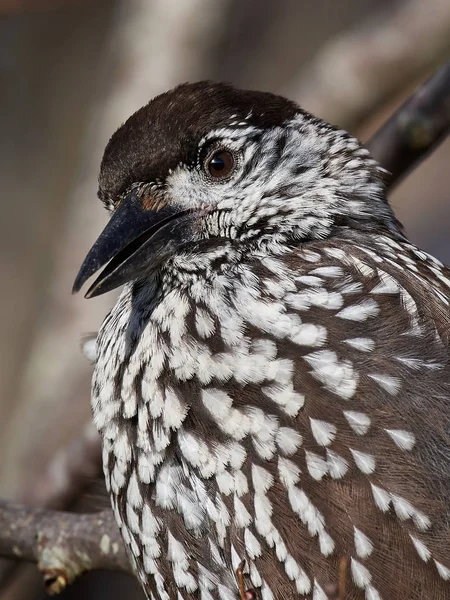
top-left (74, 82), bottom-right (450, 600)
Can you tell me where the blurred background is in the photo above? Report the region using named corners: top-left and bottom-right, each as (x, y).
top-left (0, 0), bottom-right (449, 598)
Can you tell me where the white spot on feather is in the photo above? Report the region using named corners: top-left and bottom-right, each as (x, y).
top-left (261, 581), bottom-right (275, 600)
top-left (304, 349), bottom-right (358, 399)
top-left (435, 559), bottom-right (450, 580)
top-left (344, 411), bottom-right (371, 435)
top-left (354, 527), bottom-right (373, 558)
top-left (230, 544), bottom-right (241, 572)
top-left (318, 530), bottom-right (335, 556)
top-left (413, 510), bottom-right (432, 531)
top-left (366, 585), bottom-right (382, 600)
top-left (195, 307), bottom-right (215, 338)
top-left (350, 449), bottom-right (375, 474)
top-left (296, 275), bottom-right (323, 287)
top-left (126, 471), bottom-right (142, 508)
top-left (385, 429), bottom-right (415, 450)
top-left (309, 289), bottom-right (343, 310)
top-left (263, 383), bottom-right (305, 417)
top-left (234, 494), bottom-right (252, 527)
top-left (305, 450), bottom-right (328, 480)
top-left (234, 470), bottom-right (249, 497)
top-left (409, 535), bottom-right (431, 562)
top-left (163, 386), bottom-right (187, 429)
top-left (227, 441), bottom-right (247, 470)
top-left (312, 579), bottom-right (328, 600)
top-left (155, 463), bottom-right (181, 509)
top-left (346, 255), bottom-right (375, 277)
top-left (290, 323), bottom-right (328, 347)
top-left (252, 464), bottom-right (274, 494)
top-left (278, 456), bottom-right (301, 487)
top-left (142, 504), bottom-right (160, 537)
top-left (370, 483), bottom-right (391, 512)
top-left (202, 388), bottom-right (232, 422)
top-left (368, 373), bottom-right (401, 395)
top-left (336, 299), bottom-right (379, 322)
top-left (276, 427), bottom-right (303, 455)
top-left (351, 557), bottom-right (372, 588)
top-left (310, 266), bottom-right (344, 278)
top-left (215, 471), bottom-right (234, 495)
top-left (371, 270), bottom-right (399, 294)
top-left (167, 532), bottom-right (189, 566)
top-left (391, 494), bottom-right (431, 530)
top-left (244, 528), bottom-right (262, 559)
top-left (310, 418), bottom-right (337, 446)
top-left (343, 337), bottom-right (374, 352)
top-left (209, 539), bottom-right (225, 567)
top-left (326, 449), bottom-right (349, 479)
top-left (288, 487), bottom-right (325, 535)
top-left (218, 585), bottom-right (236, 600)
top-left (324, 247), bottom-right (346, 260)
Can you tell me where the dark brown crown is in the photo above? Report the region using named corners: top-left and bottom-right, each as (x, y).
top-left (98, 81), bottom-right (299, 206)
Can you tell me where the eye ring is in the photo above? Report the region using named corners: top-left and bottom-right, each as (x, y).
top-left (204, 149), bottom-right (236, 180)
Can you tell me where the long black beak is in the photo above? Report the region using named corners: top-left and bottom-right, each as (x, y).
top-left (73, 188), bottom-right (197, 298)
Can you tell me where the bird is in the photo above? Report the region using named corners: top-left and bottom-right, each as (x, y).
top-left (73, 81), bottom-right (450, 600)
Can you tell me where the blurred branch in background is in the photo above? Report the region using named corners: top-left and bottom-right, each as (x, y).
top-left (367, 61), bottom-right (450, 190)
top-left (292, 0), bottom-right (450, 131)
top-left (0, 503), bottom-right (129, 595)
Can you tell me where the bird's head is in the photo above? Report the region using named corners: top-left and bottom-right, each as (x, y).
top-left (74, 81), bottom-right (397, 298)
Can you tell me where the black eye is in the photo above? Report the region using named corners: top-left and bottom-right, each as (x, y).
top-left (205, 150), bottom-right (235, 179)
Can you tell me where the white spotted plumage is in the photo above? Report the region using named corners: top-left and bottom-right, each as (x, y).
top-left (82, 82), bottom-right (450, 599)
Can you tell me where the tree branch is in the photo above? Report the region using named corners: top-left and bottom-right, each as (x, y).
top-left (366, 61), bottom-right (450, 191)
top-left (0, 502), bottom-right (130, 595)
top-left (291, 0), bottom-right (450, 131)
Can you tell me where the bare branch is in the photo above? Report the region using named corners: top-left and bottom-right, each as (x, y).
top-left (0, 502), bottom-right (130, 595)
top-left (290, 0), bottom-right (450, 131)
top-left (366, 61), bottom-right (450, 191)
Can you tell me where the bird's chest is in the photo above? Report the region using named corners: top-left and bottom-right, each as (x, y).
top-left (92, 264), bottom-right (321, 593)
top-left (93, 261), bottom-right (306, 457)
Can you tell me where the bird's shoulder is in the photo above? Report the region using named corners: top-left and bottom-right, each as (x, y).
top-left (242, 232), bottom-right (450, 348)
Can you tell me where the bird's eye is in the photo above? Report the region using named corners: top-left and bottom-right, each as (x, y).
top-left (205, 149), bottom-right (235, 179)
